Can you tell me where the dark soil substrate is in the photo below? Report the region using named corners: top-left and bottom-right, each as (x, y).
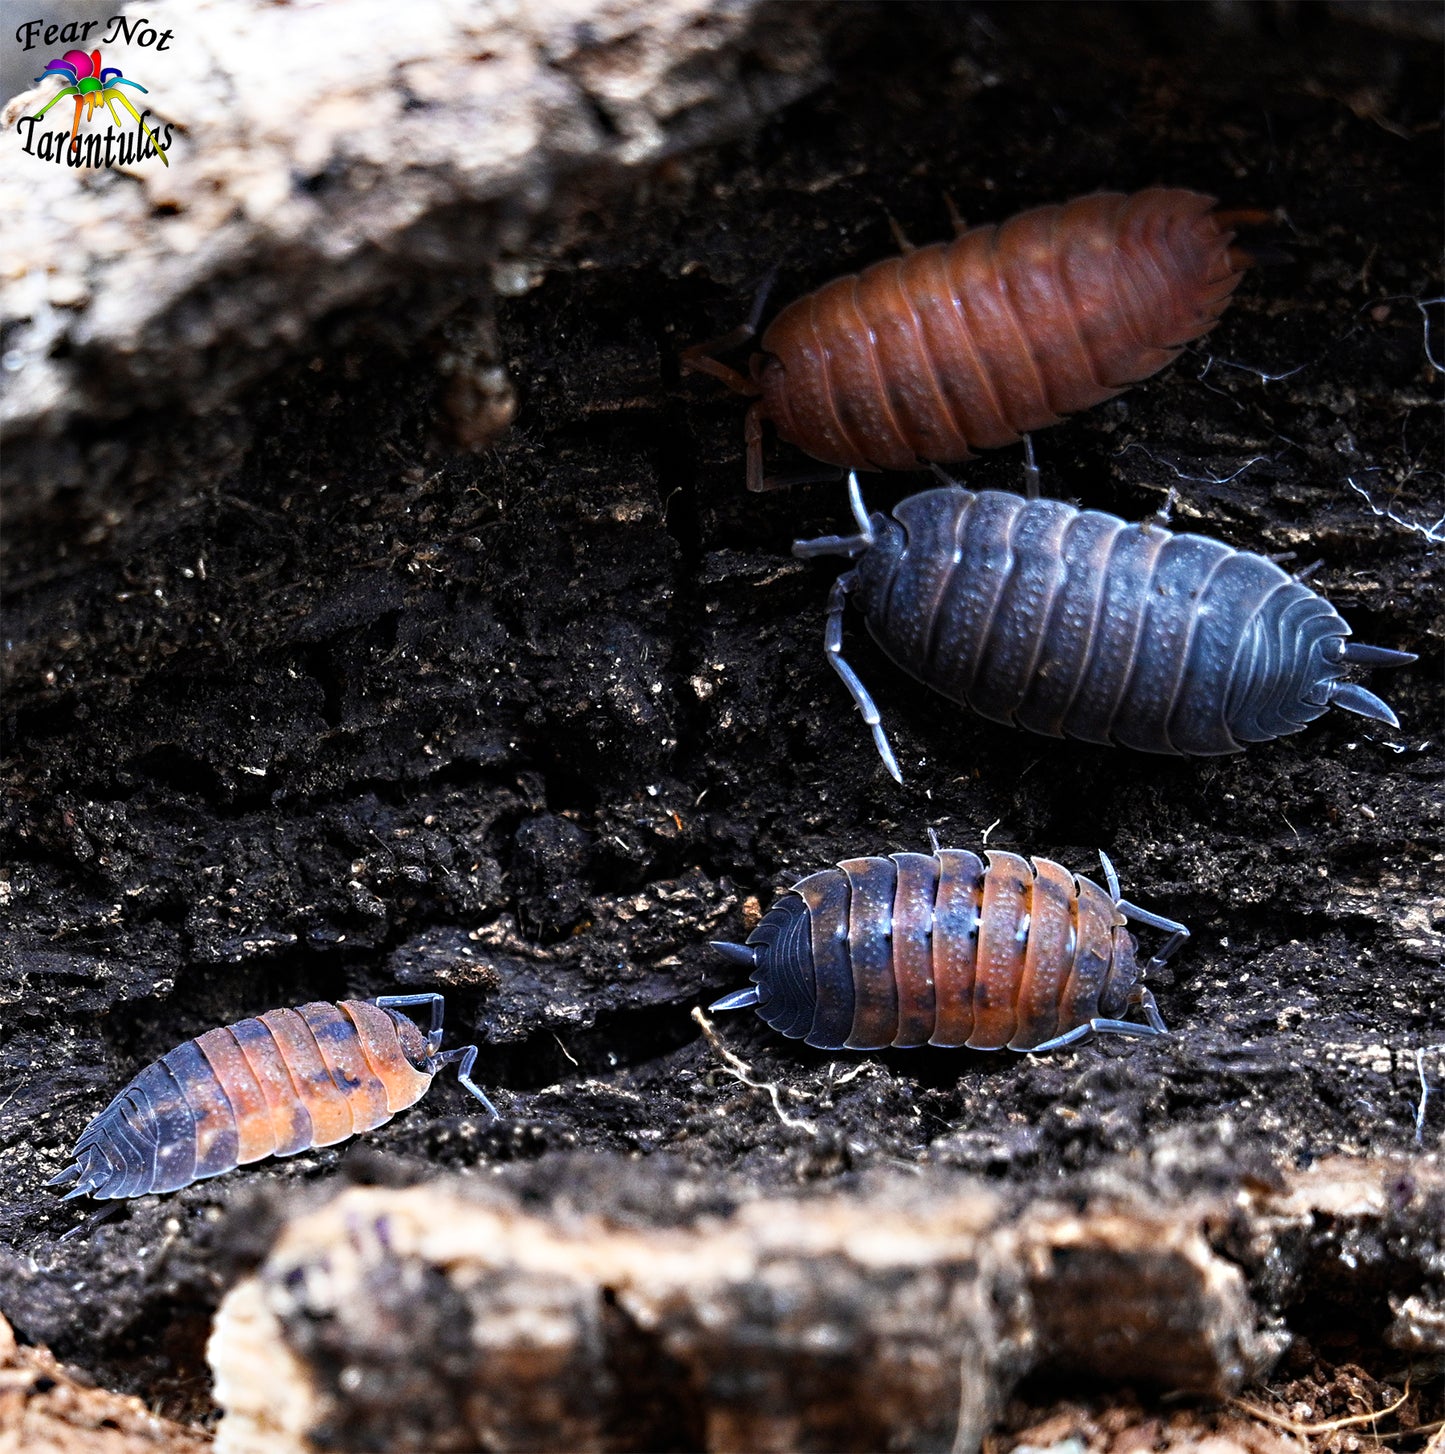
top-left (1, 0), bottom-right (1441, 1429)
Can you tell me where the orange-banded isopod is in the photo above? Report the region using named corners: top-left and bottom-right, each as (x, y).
top-left (48, 994), bottom-right (497, 1201)
top-left (684, 188), bottom-right (1258, 491)
top-left (710, 845), bottom-right (1187, 1053)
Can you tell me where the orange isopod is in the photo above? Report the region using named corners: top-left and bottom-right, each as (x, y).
top-left (710, 845), bottom-right (1189, 1052)
top-left (49, 994), bottom-right (497, 1200)
top-left (685, 189), bottom-right (1258, 491)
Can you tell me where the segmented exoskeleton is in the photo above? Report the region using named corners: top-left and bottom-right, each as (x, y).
top-left (684, 189), bottom-right (1257, 491)
top-left (796, 476), bottom-right (1415, 782)
top-left (49, 995), bottom-right (497, 1201)
top-left (711, 845), bottom-right (1187, 1052)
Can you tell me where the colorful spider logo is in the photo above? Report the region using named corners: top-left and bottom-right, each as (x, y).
top-left (31, 49), bottom-right (169, 166)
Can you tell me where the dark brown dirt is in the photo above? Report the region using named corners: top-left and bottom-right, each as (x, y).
top-left (1, 0), bottom-right (1441, 1433)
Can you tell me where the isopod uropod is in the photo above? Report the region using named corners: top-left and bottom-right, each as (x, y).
top-left (49, 994), bottom-right (497, 1201)
top-left (795, 476), bottom-right (1415, 782)
top-left (711, 845), bottom-right (1187, 1052)
top-left (685, 188), bottom-right (1256, 491)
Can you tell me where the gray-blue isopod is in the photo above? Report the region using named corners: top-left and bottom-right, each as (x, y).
top-left (796, 478), bottom-right (1415, 781)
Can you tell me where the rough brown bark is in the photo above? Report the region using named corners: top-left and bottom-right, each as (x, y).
top-left (203, 1158), bottom-right (1439, 1453)
top-left (0, 1311), bottom-right (211, 1453)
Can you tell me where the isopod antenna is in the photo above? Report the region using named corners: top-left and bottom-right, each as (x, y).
top-left (430, 1045), bottom-right (500, 1119)
top-left (793, 474), bottom-right (903, 783)
top-left (377, 993), bottom-right (501, 1118)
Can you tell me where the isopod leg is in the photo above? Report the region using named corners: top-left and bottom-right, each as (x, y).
top-left (682, 266), bottom-right (778, 399)
top-left (432, 1044), bottom-right (501, 1120)
top-left (824, 571), bottom-right (903, 784)
top-left (887, 214), bottom-right (916, 253)
top-left (1026, 989), bottom-right (1170, 1054)
top-left (377, 992), bottom-right (446, 1055)
top-left (753, 420), bottom-right (852, 493)
top-left (1022, 434), bottom-right (1040, 500)
top-left (1142, 485), bottom-right (1178, 536)
top-left (58, 1203), bottom-right (123, 1243)
top-left (1264, 552), bottom-right (1327, 579)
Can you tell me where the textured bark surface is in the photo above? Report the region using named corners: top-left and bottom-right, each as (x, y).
top-left (0, 1311), bottom-right (211, 1453)
top-left (0, 0), bottom-right (830, 591)
top-left (204, 1160), bottom-right (1441, 1454)
top-left (0, 0), bottom-right (1441, 1447)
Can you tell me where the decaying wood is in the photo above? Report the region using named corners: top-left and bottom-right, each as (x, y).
top-left (205, 1157), bottom-right (1441, 1454)
top-left (0, 1311), bottom-right (211, 1454)
top-left (0, 0), bottom-right (833, 589)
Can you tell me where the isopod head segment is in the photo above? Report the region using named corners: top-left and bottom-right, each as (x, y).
top-left (376, 992), bottom-right (500, 1119)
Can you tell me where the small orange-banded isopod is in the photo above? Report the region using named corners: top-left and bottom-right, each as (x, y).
top-left (685, 188), bottom-right (1259, 491)
top-left (49, 994), bottom-right (497, 1201)
top-left (710, 844), bottom-right (1187, 1053)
